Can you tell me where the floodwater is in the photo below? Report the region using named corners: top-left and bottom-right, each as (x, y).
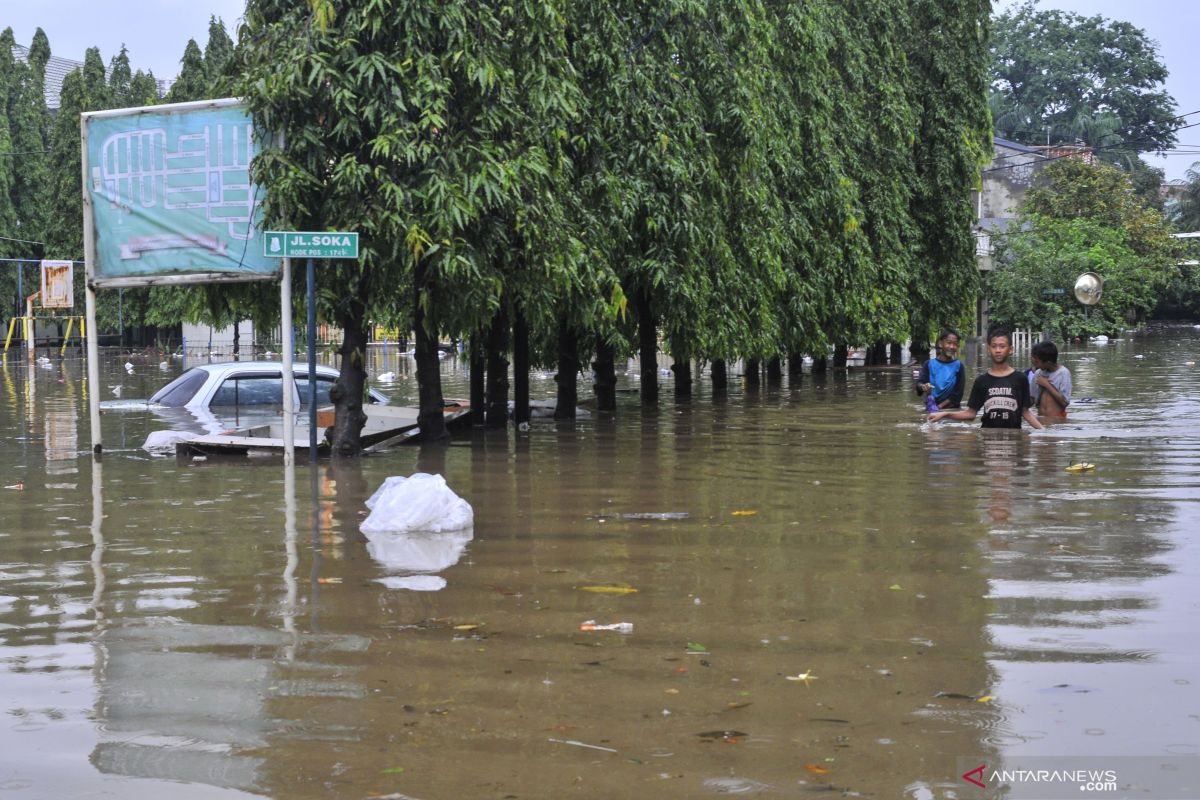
top-left (2, 330), bottom-right (1199, 799)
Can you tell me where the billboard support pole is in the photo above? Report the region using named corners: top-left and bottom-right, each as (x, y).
top-left (82, 112), bottom-right (102, 458)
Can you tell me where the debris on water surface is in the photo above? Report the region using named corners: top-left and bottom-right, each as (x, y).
top-left (933, 691), bottom-right (979, 701)
top-left (696, 730), bottom-right (747, 743)
top-left (578, 585), bottom-right (638, 594)
top-left (579, 620), bottom-right (634, 633)
top-left (731, 510), bottom-right (758, 516)
top-left (548, 738), bottom-right (618, 753)
top-left (786, 670), bottom-right (818, 683)
top-left (1066, 463), bottom-right (1096, 472)
top-left (593, 512), bottom-right (690, 521)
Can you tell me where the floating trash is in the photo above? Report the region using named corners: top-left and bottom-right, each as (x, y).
top-left (594, 512), bottom-right (689, 521)
top-left (579, 620), bottom-right (634, 633)
top-left (1065, 463), bottom-right (1096, 472)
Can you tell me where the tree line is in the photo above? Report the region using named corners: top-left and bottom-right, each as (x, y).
top-left (5, 3), bottom-right (994, 454)
top-left (230, 0), bottom-right (994, 452)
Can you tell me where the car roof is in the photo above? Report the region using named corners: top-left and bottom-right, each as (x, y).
top-left (188, 361), bottom-right (341, 376)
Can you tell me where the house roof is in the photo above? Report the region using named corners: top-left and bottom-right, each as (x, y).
top-left (11, 43), bottom-right (84, 110)
top-left (992, 137), bottom-right (1043, 155)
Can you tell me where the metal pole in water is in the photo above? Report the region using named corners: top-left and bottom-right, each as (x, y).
top-left (281, 257), bottom-right (295, 467)
top-left (307, 257), bottom-right (317, 462)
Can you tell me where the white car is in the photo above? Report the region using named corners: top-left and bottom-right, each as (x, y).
top-left (149, 361), bottom-right (390, 410)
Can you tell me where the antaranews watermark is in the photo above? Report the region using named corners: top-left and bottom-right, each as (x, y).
top-left (956, 756), bottom-right (1200, 798)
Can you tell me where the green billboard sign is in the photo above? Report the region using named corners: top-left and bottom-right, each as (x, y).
top-left (83, 99), bottom-right (278, 287)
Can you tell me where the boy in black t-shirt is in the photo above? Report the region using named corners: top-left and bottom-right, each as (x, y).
top-left (929, 328), bottom-right (1043, 430)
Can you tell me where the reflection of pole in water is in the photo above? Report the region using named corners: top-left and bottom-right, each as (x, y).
top-left (310, 465), bottom-right (322, 633)
top-left (90, 459), bottom-right (105, 627)
top-left (282, 460), bottom-right (298, 659)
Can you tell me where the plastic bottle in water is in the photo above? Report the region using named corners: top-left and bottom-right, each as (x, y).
top-left (925, 394), bottom-right (939, 414)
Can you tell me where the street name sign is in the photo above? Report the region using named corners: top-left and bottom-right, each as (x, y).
top-left (264, 231), bottom-right (359, 259)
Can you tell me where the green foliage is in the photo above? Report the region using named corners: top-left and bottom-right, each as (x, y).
top-left (203, 18), bottom-right (236, 94)
top-left (1175, 162), bottom-right (1200, 234)
top-left (989, 159), bottom-right (1181, 336)
top-left (904, 0), bottom-right (992, 342)
top-left (989, 2), bottom-right (1179, 160)
top-left (166, 39), bottom-right (208, 103)
top-left (0, 28), bottom-right (20, 263)
top-left (108, 46), bottom-right (133, 106)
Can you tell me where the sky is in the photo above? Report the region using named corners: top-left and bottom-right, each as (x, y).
top-left (4, 0), bottom-right (1198, 180)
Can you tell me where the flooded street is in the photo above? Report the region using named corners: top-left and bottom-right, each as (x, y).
top-left (2, 331), bottom-right (1199, 799)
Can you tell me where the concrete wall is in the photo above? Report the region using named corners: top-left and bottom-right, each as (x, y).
top-left (181, 320), bottom-right (257, 357)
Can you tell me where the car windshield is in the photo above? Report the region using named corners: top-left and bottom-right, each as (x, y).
top-left (149, 369), bottom-right (208, 407)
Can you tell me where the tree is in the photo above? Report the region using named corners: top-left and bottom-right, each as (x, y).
top-left (905, 0), bottom-right (993, 349)
top-left (166, 39), bottom-right (207, 103)
top-left (989, 159), bottom-right (1181, 337)
top-left (2, 27), bottom-right (53, 325)
top-left (236, 0), bottom-right (579, 453)
top-left (128, 70), bottom-right (160, 106)
top-left (1176, 162), bottom-right (1200, 234)
top-left (203, 17), bottom-right (235, 93)
top-left (989, 2), bottom-right (1179, 162)
top-left (108, 46), bottom-right (133, 106)
top-left (0, 28), bottom-right (21, 264)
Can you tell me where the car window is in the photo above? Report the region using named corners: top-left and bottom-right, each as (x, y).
top-left (149, 369), bottom-right (209, 407)
top-left (211, 376), bottom-right (284, 407)
top-left (296, 375), bottom-right (336, 408)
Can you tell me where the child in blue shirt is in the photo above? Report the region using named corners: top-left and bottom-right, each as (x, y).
top-left (914, 328), bottom-right (966, 410)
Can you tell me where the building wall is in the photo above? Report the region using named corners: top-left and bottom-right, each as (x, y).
top-left (181, 320), bottom-right (256, 357)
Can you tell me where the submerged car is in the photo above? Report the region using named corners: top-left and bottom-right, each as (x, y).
top-left (149, 361), bottom-right (390, 410)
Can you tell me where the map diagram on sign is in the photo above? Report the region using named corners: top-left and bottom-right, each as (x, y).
top-left (92, 121), bottom-right (255, 261)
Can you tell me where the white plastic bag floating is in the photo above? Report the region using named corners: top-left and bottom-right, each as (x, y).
top-left (361, 473), bottom-right (474, 534)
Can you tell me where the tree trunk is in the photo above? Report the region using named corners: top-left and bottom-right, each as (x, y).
top-left (833, 344), bottom-right (848, 369)
top-left (513, 309), bottom-right (531, 427)
top-left (485, 305), bottom-right (510, 429)
top-left (812, 355), bottom-right (828, 374)
top-left (745, 358), bottom-right (760, 388)
top-left (469, 333), bottom-right (485, 427)
top-left (592, 339), bottom-right (616, 413)
top-left (711, 358), bottom-right (728, 395)
top-left (637, 288), bottom-right (658, 405)
top-left (910, 336), bottom-right (930, 363)
top-left (890, 341), bottom-right (903, 365)
top-left (413, 269), bottom-right (448, 443)
top-left (330, 281), bottom-right (371, 457)
top-left (232, 319), bottom-right (240, 359)
top-left (672, 359), bottom-right (692, 398)
top-left (554, 321), bottom-right (579, 420)
top-left (871, 341), bottom-right (887, 365)
top-left (766, 356), bottom-right (782, 383)
top-left (787, 351), bottom-right (803, 379)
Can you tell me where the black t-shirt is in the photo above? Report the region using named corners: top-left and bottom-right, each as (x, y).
top-left (967, 369), bottom-right (1032, 428)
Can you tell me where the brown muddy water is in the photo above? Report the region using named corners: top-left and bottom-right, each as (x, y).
top-left (2, 330), bottom-right (1199, 799)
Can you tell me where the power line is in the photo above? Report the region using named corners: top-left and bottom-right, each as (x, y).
top-left (0, 234), bottom-right (45, 246)
top-left (983, 121), bottom-right (1200, 175)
